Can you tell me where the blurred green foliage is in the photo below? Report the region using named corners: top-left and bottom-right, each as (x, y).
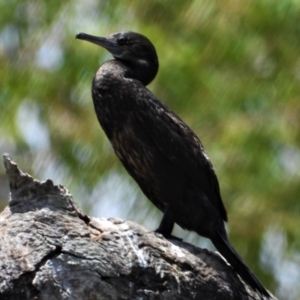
top-left (0, 1), bottom-right (300, 298)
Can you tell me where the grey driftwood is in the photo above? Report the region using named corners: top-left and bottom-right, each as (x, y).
top-left (0, 154), bottom-right (275, 300)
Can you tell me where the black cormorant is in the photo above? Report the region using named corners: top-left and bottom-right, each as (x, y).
top-left (76, 31), bottom-right (270, 297)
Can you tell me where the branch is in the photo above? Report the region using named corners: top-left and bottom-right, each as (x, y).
top-left (0, 154), bottom-right (275, 300)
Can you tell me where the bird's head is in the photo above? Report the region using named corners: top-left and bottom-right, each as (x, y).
top-left (76, 31), bottom-right (159, 85)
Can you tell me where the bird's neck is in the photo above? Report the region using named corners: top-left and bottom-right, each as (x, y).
top-left (97, 59), bottom-right (158, 86)
top-left (116, 58), bottom-right (158, 86)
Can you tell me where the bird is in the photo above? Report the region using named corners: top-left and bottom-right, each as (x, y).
top-left (76, 31), bottom-right (270, 297)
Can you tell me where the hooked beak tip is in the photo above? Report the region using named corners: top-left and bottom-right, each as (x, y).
top-left (76, 33), bottom-right (85, 40)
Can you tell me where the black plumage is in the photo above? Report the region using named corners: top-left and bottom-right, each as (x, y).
top-left (76, 31), bottom-right (270, 297)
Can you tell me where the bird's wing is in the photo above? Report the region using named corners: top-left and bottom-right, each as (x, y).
top-left (133, 86), bottom-right (227, 221)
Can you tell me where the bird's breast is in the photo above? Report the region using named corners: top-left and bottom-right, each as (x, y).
top-left (111, 119), bottom-right (155, 180)
top-left (108, 114), bottom-right (169, 209)
top-left (92, 73), bottom-right (137, 126)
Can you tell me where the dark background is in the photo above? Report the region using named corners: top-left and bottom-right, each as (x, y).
top-left (1, 1), bottom-right (300, 298)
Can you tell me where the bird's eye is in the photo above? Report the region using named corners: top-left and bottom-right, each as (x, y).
top-left (117, 37), bottom-right (128, 45)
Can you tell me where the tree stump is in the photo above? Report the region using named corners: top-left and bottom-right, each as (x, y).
top-left (0, 154), bottom-right (275, 300)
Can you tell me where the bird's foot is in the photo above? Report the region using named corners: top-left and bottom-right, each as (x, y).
top-left (154, 229), bottom-right (182, 241)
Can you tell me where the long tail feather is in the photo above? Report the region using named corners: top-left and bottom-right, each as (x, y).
top-left (212, 231), bottom-right (270, 297)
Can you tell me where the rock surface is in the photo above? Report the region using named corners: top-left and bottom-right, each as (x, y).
top-left (0, 154), bottom-right (275, 299)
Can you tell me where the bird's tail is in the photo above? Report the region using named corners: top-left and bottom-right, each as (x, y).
top-left (211, 231), bottom-right (270, 298)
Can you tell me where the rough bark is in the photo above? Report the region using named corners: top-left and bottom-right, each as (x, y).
top-left (0, 154), bottom-right (275, 300)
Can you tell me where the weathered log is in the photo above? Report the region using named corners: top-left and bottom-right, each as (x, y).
top-left (0, 154), bottom-right (275, 300)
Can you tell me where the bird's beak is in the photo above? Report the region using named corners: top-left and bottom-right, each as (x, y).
top-left (76, 33), bottom-right (122, 56)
